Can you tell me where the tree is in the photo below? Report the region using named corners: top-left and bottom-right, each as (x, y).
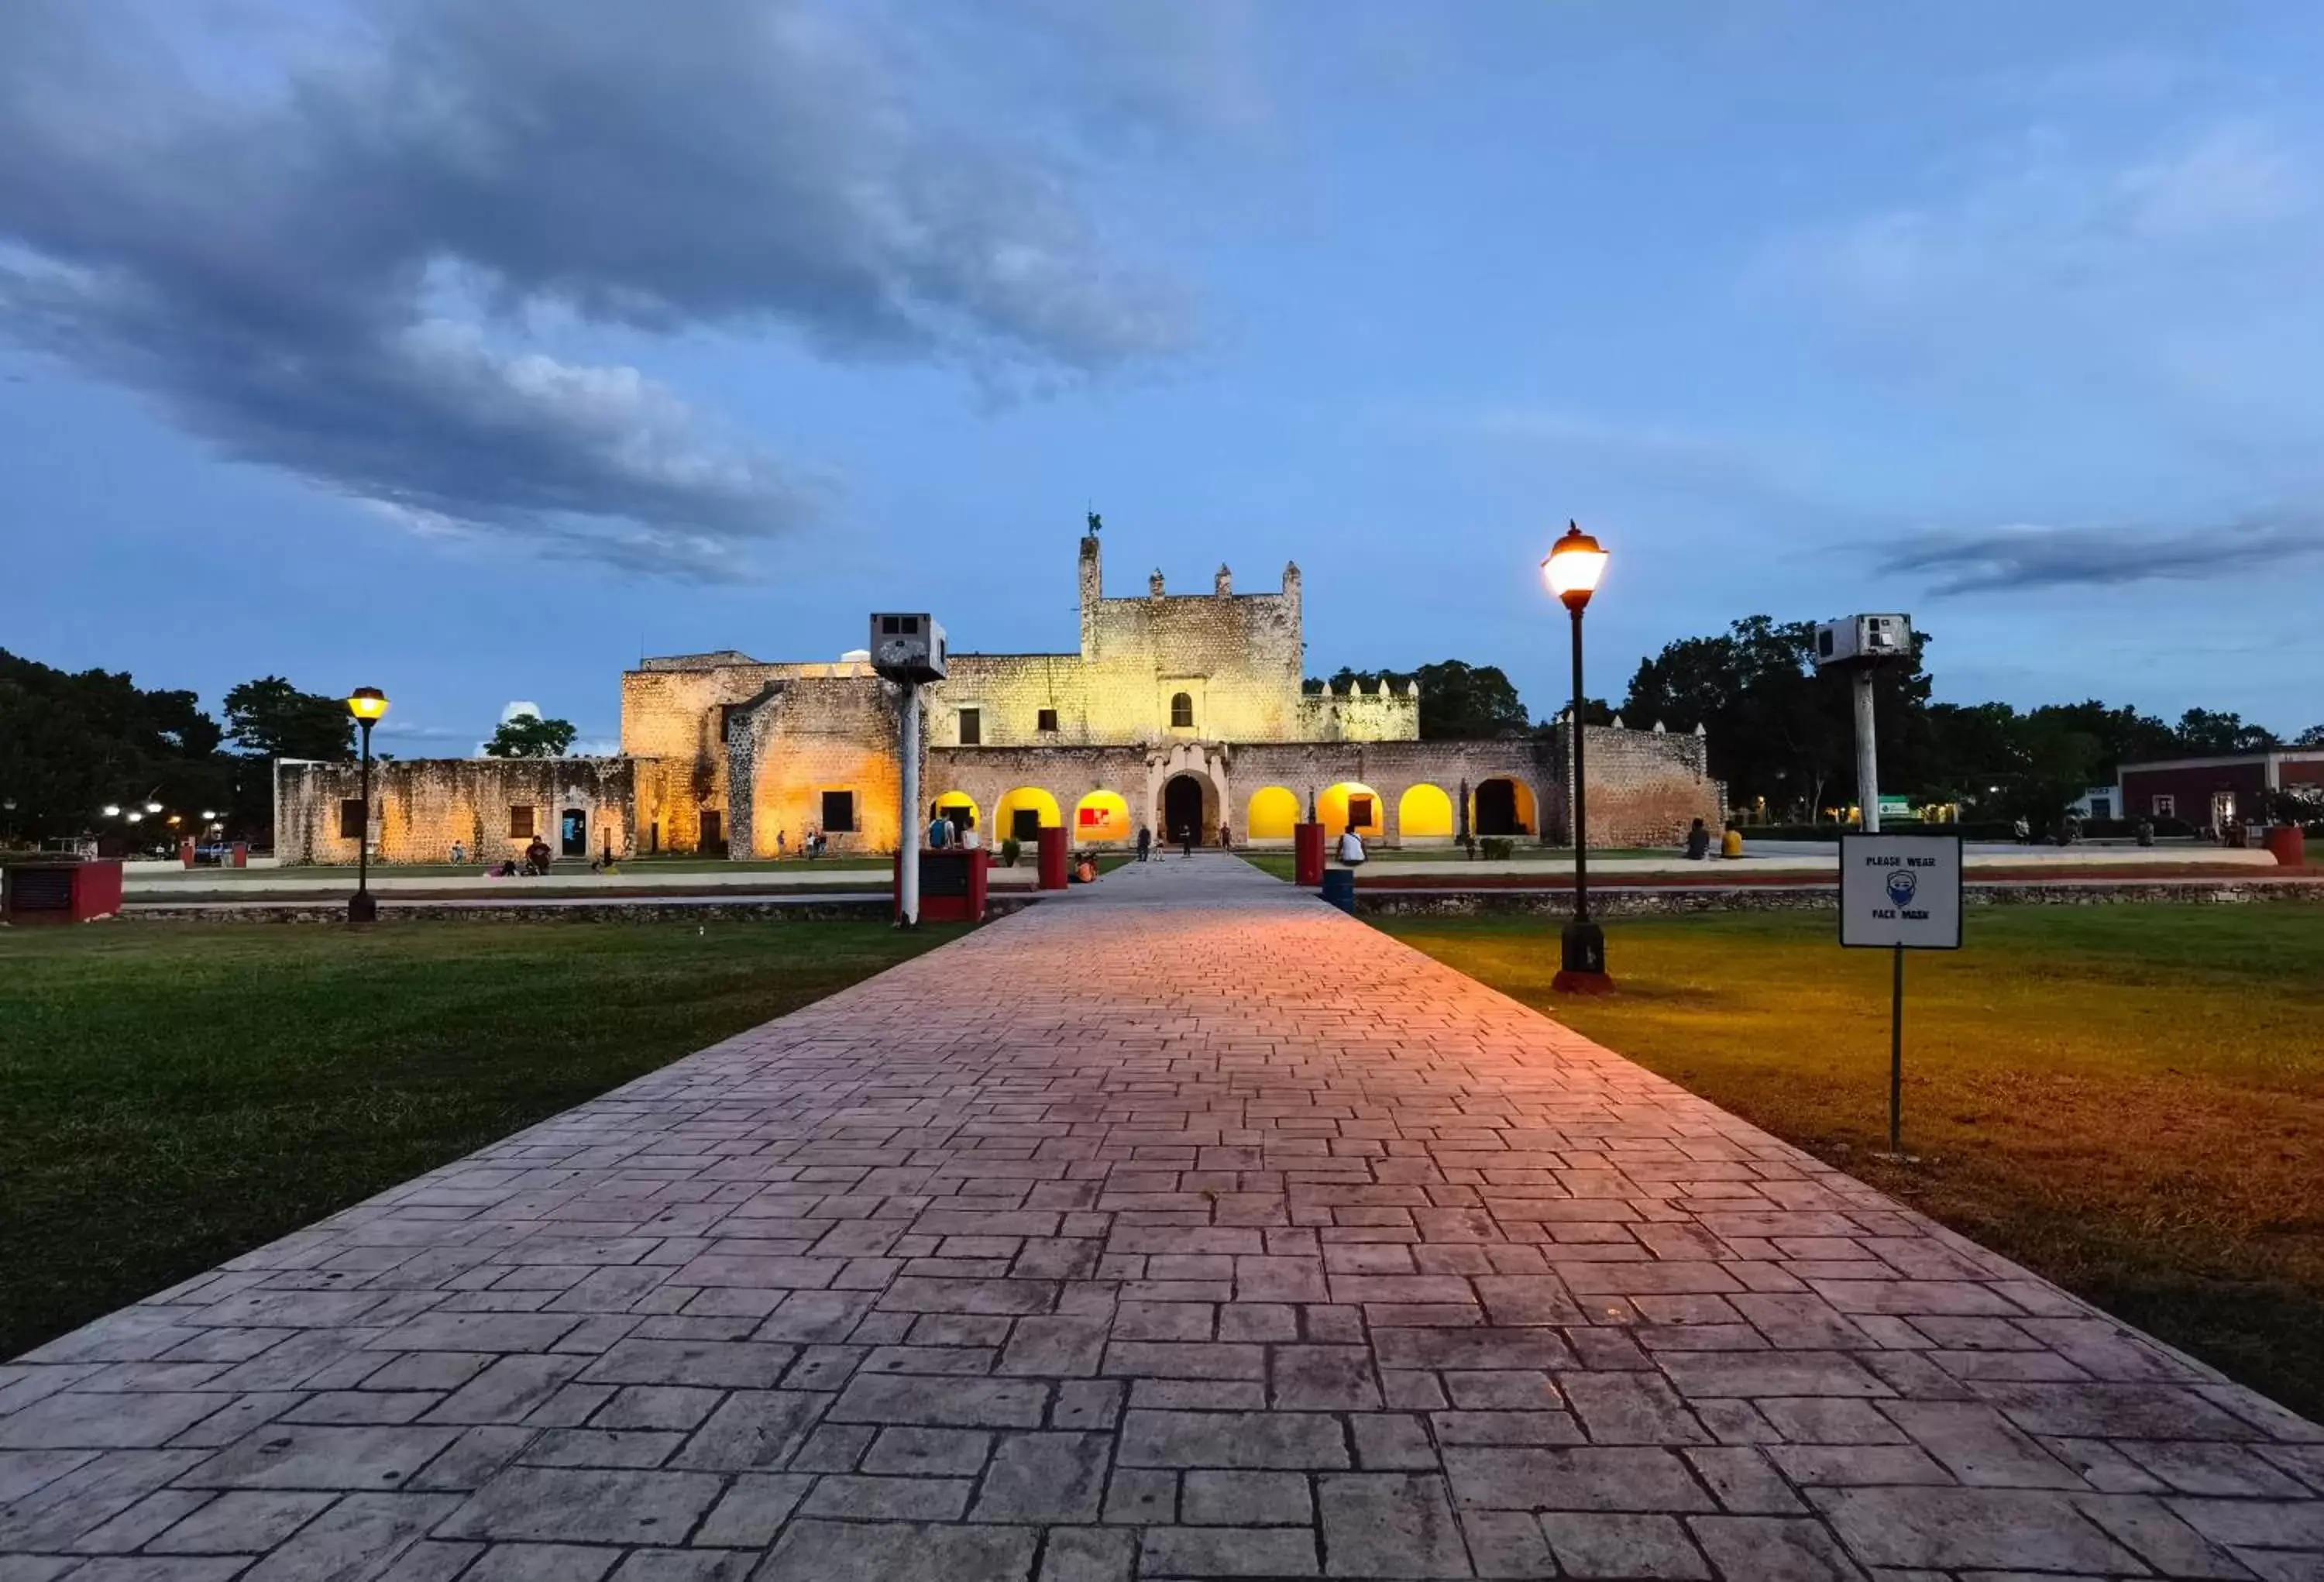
top-left (485, 712), bottom-right (577, 758)
top-left (2174, 708), bottom-right (2278, 755)
top-left (2297, 724), bottom-right (2324, 748)
top-left (1305, 661), bottom-right (1529, 738)
top-left (223, 677), bottom-right (353, 762)
top-left (0, 649), bottom-right (231, 842)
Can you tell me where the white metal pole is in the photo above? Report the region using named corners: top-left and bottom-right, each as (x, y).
top-left (1852, 669), bottom-right (1881, 834)
top-left (899, 682), bottom-right (921, 926)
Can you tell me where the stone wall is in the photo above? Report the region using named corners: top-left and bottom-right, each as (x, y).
top-left (275, 758), bottom-right (642, 866)
top-left (1545, 724), bottom-right (1724, 847)
top-left (731, 674), bottom-right (907, 859)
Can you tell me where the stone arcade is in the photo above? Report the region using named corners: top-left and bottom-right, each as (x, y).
top-left (275, 531), bottom-right (1721, 865)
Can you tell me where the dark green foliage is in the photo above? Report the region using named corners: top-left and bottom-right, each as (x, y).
top-left (484, 712), bottom-right (579, 758)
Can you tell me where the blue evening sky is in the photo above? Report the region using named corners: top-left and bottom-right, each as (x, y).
top-left (3, 1), bottom-right (2319, 754)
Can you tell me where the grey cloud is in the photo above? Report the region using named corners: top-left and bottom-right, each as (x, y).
top-left (0, 0), bottom-right (1186, 576)
top-left (1886, 517), bottom-right (2324, 594)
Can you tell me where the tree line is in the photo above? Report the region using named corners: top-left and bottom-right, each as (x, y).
top-left (0, 650), bottom-right (576, 846)
top-left (1318, 624), bottom-right (2319, 827)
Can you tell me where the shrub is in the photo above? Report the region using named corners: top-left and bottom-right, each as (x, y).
top-left (1480, 836), bottom-right (1515, 861)
top-left (999, 837), bottom-right (1022, 868)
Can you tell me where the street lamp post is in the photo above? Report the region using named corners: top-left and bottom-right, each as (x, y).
top-left (346, 687), bottom-right (390, 923)
top-left (1543, 522), bottom-right (1613, 994)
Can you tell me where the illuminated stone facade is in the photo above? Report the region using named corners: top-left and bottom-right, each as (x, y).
top-left (277, 533), bottom-right (1722, 862)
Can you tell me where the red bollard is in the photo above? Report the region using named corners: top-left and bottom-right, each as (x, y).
top-left (1037, 826), bottom-right (1069, 890)
top-left (179, 838), bottom-right (197, 868)
top-left (1294, 822), bottom-right (1326, 887)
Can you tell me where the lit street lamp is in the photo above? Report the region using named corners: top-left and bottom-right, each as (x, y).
top-left (1543, 521), bottom-right (1612, 994)
top-left (346, 686), bottom-right (390, 923)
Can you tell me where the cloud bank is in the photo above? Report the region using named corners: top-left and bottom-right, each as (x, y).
top-left (0, 0), bottom-right (1191, 576)
top-left (1886, 516), bottom-right (2324, 594)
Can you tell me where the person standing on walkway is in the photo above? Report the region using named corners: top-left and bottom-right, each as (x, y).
top-left (1136, 824), bottom-right (1151, 862)
top-left (1218, 820), bottom-right (1231, 850)
top-left (1181, 824), bottom-right (1195, 858)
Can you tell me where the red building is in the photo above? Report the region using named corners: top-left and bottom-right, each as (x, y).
top-left (2117, 748), bottom-right (2324, 830)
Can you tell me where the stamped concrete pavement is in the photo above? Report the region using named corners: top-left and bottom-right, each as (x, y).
top-left (5, 853), bottom-right (2321, 1580)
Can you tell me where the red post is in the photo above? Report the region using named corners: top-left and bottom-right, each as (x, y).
top-left (1037, 826), bottom-right (1069, 890)
top-left (230, 841), bottom-right (249, 868)
top-left (1294, 822), bottom-right (1326, 887)
top-left (2264, 824), bottom-right (2307, 868)
top-left (179, 837), bottom-right (197, 868)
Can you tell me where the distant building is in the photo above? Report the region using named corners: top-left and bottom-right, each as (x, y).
top-left (2116, 748), bottom-right (2324, 830)
top-left (276, 531), bottom-right (1723, 864)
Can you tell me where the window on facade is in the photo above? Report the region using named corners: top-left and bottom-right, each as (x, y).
top-left (510, 805), bottom-right (535, 838)
top-left (1349, 795), bottom-right (1374, 829)
top-left (958, 707), bottom-right (981, 746)
top-left (1170, 692), bottom-right (1194, 728)
top-left (339, 800), bottom-right (365, 839)
top-left (822, 789), bottom-right (857, 833)
top-left (2151, 794), bottom-right (2175, 818)
top-left (717, 703), bottom-right (739, 743)
top-left (1037, 707), bottom-right (1059, 733)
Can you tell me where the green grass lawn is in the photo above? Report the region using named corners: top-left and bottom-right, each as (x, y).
top-left (1381, 905), bottom-right (2324, 1419)
top-left (0, 920), bottom-right (955, 1360)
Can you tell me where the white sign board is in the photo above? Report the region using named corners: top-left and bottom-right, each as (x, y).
top-left (1838, 834), bottom-right (1962, 949)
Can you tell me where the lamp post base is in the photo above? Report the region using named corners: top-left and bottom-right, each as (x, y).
top-left (1552, 919), bottom-right (1612, 995)
top-left (347, 892), bottom-right (378, 925)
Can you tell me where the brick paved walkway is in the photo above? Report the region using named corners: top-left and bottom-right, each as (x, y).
top-left (5, 855), bottom-right (2321, 1580)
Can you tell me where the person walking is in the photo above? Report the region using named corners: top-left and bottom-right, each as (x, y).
top-left (1136, 824), bottom-right (1152, 862)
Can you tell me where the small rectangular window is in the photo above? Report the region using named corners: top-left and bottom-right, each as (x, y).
top-left (1349, 795), bottom-right (1374, 828)
top-left (339, 800), bottom-right (365, 839)
top-left (1037, 708), bottom-right (1059, 733)
top-left (2151, 794), bottom-right (2174, 818)
top-left (822, 790), bottom-right (857, 833)
top-left (510, 805), bottom-right (535, 838)
top-left (959, 707), bottom-right (981, 746)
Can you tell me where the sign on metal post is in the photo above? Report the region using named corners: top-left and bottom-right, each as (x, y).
top-left (1838, 833), bottom-right (1963, 1154)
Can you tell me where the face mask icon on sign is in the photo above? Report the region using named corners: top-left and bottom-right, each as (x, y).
top-left (1886, 868), bottom-right (1918, 908)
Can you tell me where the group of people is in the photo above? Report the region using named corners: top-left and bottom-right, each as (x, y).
top-left (1133, 821), bottom-right (1232, 861)
top-left (775, 827), bottom-right (830, 859)
top-left (1683, 817), bottom-right (1745, 859)
top-left (925, 810), bottom-right (982, 850)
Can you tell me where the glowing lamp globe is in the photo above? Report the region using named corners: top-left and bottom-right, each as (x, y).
top-left (1542, 521), bottom-right (1609, 611)
top-left (348, 687), bottom-right (390, 724)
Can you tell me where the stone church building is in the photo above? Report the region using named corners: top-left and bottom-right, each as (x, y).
top-left (277, 531), bottom-right (1721, 865)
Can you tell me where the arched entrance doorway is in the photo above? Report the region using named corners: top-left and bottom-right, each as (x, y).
top-left (1163, 775), bottom-right (1206, 844)
top-left (1473, 778), bottom-right (1536, 837)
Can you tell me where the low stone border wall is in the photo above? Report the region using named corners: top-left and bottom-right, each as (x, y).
top-left (1353, 878), bottom-right (2324, 918)
top-left (109, 894), bottom-right (1044, 925)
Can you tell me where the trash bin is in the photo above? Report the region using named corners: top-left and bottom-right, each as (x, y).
top-left (1037, 826), bottom-right (1069, 891)
top-left (1319, 868), bottom-right (1356, 914)
top-left (2264, 825), bottom-right (2307, 868)
top-left (899, 847), bottom-right (988, 923)
top-left (1294, 822), bottom-right (1326, 887)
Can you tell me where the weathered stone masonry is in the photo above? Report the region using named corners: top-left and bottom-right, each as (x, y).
top-left (275, 533), bottom-right (1722, 861)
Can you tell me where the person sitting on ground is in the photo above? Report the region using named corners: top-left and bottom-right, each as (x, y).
top-left (1721, 823), bottom-right (1745, 859)
top-left (1684, 817), bottom-right (1711, 860)
top-left (1073, 856), bottom-right (1098, 883)
top-left (524, 835), bottom-right (552, 875)
top-left (493, 858), bottom-right (519, 878)
top-left (1338, 824), bottom-right (1367, 866)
